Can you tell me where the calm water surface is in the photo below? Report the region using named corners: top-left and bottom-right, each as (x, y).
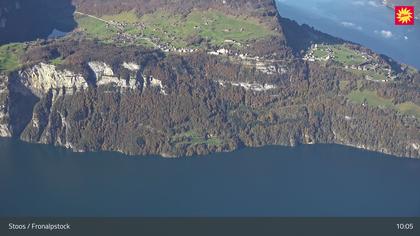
top-left (276, 0), bottom-right (420, 69)
top-left (1, 138), bottom-right (419, 217)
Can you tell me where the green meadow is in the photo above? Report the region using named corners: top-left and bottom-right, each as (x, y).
top-left (172, 130), bottom-right (222, 146)
top-left (348, 90), bottom-right (420, 118)
top-left (348, 90), bottom-right (393, 108)
top-left (397, 102), bottom-right (420, 119)
top-left (0, 43), bottom-right (26, 72)
top-left (77, 10), bottom-right (276, 48)
top-left (76, 15), bottom-right (118, 41)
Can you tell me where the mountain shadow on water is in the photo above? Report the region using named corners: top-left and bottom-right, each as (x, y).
top-left (0, 0), bottom-right (77, 45)
top-left (279, 17), bottom-right (346, 54)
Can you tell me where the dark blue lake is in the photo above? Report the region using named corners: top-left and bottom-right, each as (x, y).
top-left (1, 138), bottom-right (419, 217)
top-left (276, 0), bottom-right (420, 69)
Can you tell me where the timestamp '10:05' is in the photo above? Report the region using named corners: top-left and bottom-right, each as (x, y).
top-left (396, 223), bottom-right (414, 230)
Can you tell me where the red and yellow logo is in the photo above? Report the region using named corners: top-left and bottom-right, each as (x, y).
top-left (395, 6), bottom-right (415, 25)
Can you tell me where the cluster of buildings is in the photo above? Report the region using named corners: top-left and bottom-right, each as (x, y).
top-left (92, 16), bottom-right (288, 76)
top-left (207, 48), bottom-right (287, 75)
top-left (303, 44), bottom-right (333, 62)
top-left (304, 44), bottom-right (396, 81)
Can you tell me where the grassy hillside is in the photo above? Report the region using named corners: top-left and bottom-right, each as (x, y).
top-left (397, 102), bottom-right (420, 118)
top-left (75, 15), bottom-right (118, 42)
top-left (308, 44), bottom-right (390, 81)
top-left (348, 90), bottom-right (394, 108)
top-left (76, 9), bottom-right (278, 49)
top-left (140, 10), bottom-right (277, 47)
top-left (0, 43), bottom-right (25, 72)
top-left (348, 90), bottom-right (420, 119)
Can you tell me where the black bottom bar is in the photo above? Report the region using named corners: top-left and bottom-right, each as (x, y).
top-left (1, 218), bottom-right (419, 236)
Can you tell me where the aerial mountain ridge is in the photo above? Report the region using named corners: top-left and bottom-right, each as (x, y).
top-left (0, 0), bottom-right (419, 158)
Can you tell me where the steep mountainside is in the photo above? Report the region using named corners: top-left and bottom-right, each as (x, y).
top-left (0, 0), bottom-right (419, 158)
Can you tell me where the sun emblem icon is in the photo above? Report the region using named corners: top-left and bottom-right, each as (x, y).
top-left (395, 6), bottom-right (415, 25)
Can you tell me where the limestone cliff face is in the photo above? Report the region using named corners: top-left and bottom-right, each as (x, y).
top-left (0, 56), bottom-right (418, 159)
top-left (88, 61), bottom-right (139, 89)
top-left (17, 63), bottom-right (88, 97)
top-left (14, 61), bottom-right (150, 98)
top-left (0, 74), bottom-right (12, 137)
top-left (0, 63), bottom-right (79, 139)
top-left (0, 60), bottom-right (173, 151)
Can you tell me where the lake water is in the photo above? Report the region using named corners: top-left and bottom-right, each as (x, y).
top-left (48, 29), bottom-right (69, 39)
top-left (1, 138), bottom-right (420, 217)
top-left (0, 0), bottom-right (76, 45)
top-left (276, 0), bottom-right (420, 69)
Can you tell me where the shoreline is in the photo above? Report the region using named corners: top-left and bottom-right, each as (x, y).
top-left (0, 136), bottom-right (418, 160)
